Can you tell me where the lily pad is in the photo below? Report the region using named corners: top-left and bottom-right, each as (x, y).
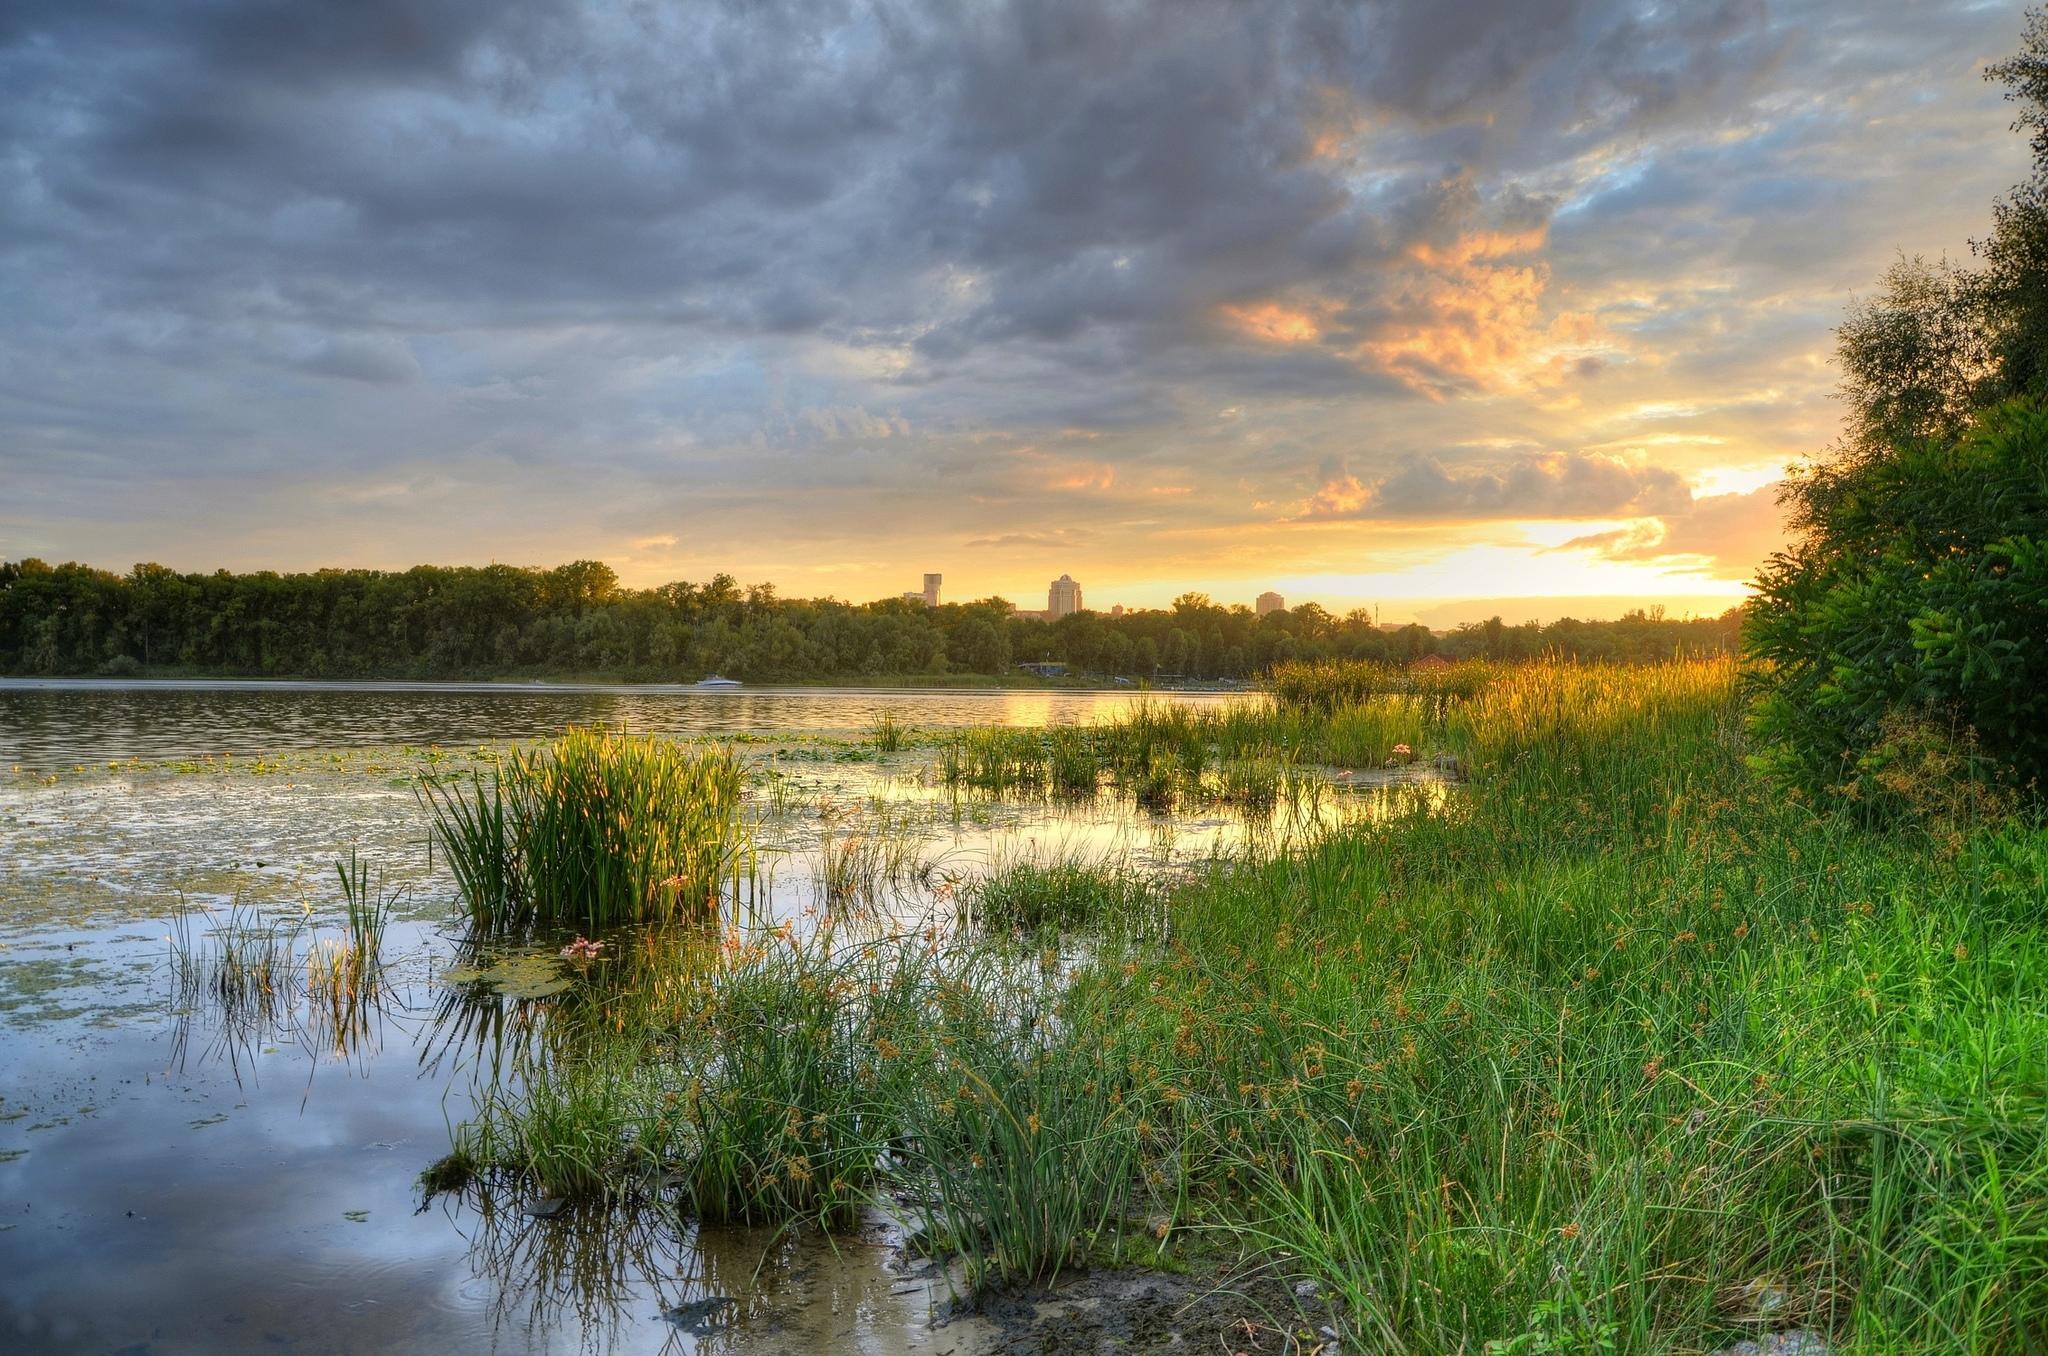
top-left (438, 951), bottom-right (575, 999)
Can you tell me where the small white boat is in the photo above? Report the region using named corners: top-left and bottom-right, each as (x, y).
top-left (693, 674), bottom-right (742, 689)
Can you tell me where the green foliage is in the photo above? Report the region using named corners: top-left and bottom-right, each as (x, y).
top-left (869, 711), bottom-right (907, 753)
top-left (427, 728), bottom-right (742, 930)
top-left (1748, 401), bottom-right (2048, 811)
top-left (1272, 657), bottom-right (1502, 714)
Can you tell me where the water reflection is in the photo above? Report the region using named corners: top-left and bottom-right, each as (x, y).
top-left (438, 1180), bottom-right (697, 1354)
top-left (165, 900), bottom-right (414, 1085)
top-left (0, 686), bottom-right (1446, 1355)
top-left (0, 680), bottom-right (1251, 768)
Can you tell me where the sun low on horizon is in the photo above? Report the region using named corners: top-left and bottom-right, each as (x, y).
top-left (0, 1), bottom-right (2029, 624)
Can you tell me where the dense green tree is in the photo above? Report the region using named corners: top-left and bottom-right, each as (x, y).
top-left (1748, 402), bottom-right (2048, 809)
top-left (1752, 16), bottom-right (2048, 812)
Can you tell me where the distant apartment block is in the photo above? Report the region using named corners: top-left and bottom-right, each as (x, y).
top-left (1047, 573), bottom-right (1083, 619)
top-left (902, 572), bottom-right (942, 607)
top-left (1256, 591), bottom-right (1285, 616)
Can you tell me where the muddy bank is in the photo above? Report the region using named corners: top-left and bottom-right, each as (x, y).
top-left (960, 1251), bottom-right (1341, 1356)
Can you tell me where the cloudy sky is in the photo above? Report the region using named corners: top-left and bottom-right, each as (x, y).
top-left (0, 0), bottom-right (2030, 622)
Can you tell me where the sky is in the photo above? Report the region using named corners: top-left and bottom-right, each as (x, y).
top-left (0, 0), bottom-right (2032, 624)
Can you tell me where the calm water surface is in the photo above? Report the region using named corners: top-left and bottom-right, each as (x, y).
top-left (0, 679), bottom-right (1248, 769)
top-left (0, 683), bottom-right (1396, 1355)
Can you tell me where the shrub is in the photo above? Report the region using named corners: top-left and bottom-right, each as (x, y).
top-left (1748, 400), bottom-right (2048, 812)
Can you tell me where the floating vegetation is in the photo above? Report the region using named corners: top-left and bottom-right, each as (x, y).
top-left (439, 950), bottom-right (578, 1001)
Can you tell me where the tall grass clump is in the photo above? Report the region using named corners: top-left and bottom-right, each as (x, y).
top-left (1045, 726), bottom-right (1099, 795)
top-left (306, 850), bottom-right (400, 1054)
top-left (890, 967), bottom-right (1145, 1287)
top-left (426, 728), bottom-right (742, 931)
top-left (333, 848), bottom-right (395, 966)
top-left (961, 857), bottom-right (1154, 935)
top-left (870, 711), bottom-right (907, 753)
top-left (941, 727), bottom-right (1050, 793)
top-left (1315, 694), bottom-right (1429, 766)
top-left (1271, 657), bottom-right (1497, 714)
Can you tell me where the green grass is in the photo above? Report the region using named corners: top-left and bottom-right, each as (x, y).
top-left (962, 857), bottom-right (1155, 935)
top-left (870, 711), bottom-right (908, 753)
top-left (425, 728), bottom-right (742, 931)
top-left (434, 661), bottom-right (2047, 1346)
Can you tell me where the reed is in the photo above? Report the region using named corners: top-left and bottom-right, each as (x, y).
top-left (1216, 755), bottom-right (1283, 807)
top-left (1045, 726), bottom-right (1099, 795)
top-left (961, 856), bottom-right (1151, 935)
top-left (425, 728), bottom-right (742, 930)
top-left (870, 710), bottom-right (907, 753)
top-left (1270, 656), bottom-right (1499, 713)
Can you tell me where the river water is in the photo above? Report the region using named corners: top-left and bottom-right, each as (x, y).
top-left (0, 679), bottom-right (1247, 770)
top-left (0, 682), bottom-right (1393, 1355)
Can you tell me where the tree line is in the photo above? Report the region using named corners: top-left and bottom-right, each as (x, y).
top-left (0, 557), bottom-right (1740, 683)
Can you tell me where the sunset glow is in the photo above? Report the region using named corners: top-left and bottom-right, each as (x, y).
top-left (0, 2), bottom-right (2029, 622)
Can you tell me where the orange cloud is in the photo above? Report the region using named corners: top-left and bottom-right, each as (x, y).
top-left (1558, 483), bottom-right (1791, 579)
top-left (1219, 300), bottom-right (1325, 345)
top-left (1301, 472), bottom-right (1372, 517)
top-left (1361, 226), bottom-right (1597, 399)
top-left (1053, 464), bottom-right (1117, 491)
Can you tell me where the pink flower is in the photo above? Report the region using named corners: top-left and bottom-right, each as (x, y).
top-left (559, 936), bottom-right (604, 963)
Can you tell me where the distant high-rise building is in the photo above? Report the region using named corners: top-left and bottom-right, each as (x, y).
top-left (1047, 574), bottom-right (1083, 619)
top-left (903, 571), bottom-right (943, 606)
top-left (1256, 591), bottom-right (1285, 617)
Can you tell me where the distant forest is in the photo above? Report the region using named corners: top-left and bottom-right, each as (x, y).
top-left (0, 559), bottom-right (1742, 682)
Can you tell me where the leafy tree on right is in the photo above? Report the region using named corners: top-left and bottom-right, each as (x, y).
top-left (1750, 10), bottom-right (2048, 816)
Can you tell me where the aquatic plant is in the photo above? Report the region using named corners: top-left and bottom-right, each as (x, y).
top-left (1215, 756), bottom-right (1282, 808)
top-left (889, 970), bottom-right (1143, 1288)
top-left (961, 857), bottom-right (1152, 935)
top-left (1314, 694), bottom-right (1429, 767)
top-left (333, 847), bottom-right (396, 970)
top-left (1045, 726), bottom-right (1099, 795)
top-left (869, 711), bottom-right (908, 753)
top-left (425, 728), bottom-right (743, 931)
top-left (1270, 656), bottom-right (1498, 714)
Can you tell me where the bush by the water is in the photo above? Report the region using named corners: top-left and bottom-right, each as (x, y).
top-left (1749, 400), bottom-right (2048, 813)
top-left (427, 727), bottom-right (741, 930)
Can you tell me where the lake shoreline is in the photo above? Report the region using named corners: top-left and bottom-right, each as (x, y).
top-left (0, 673), bottom-right (1256, 694)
